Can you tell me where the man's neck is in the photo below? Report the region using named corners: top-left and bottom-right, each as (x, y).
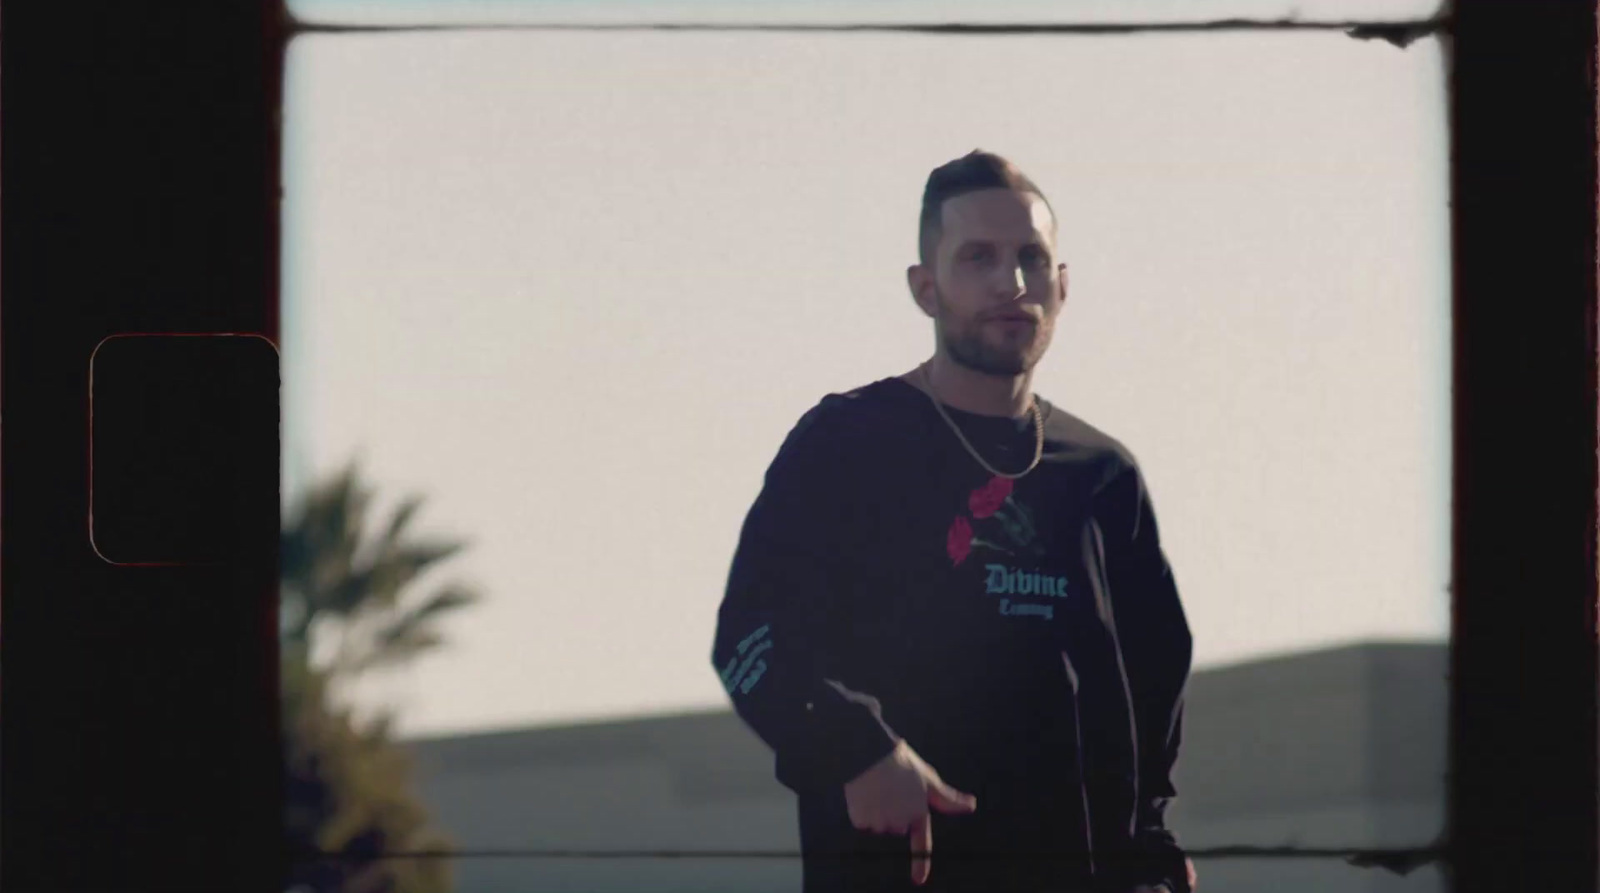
top-left (905, 356), bottom-right (1034, 419)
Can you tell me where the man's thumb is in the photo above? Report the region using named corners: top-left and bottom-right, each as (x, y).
top-left (927, 782), bottom-right (978, 814)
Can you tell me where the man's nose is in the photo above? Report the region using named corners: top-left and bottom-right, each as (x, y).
top-left (992, 262), bottom-right (1026, 299)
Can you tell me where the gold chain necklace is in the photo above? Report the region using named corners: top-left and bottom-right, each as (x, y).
top-left (919, 365), bottom-right (1045, 480)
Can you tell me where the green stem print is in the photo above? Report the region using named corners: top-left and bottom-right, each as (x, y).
top-left (1000, 497), bottom-right (1045, 556)
top-left (1004, 496), bottom-right (1035, 533)
top-left (971, 537), bottom-right (1013, 556)
top-left (991, 510), bottom-right (1030, 548)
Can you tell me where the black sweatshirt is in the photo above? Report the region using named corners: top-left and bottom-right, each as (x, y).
top-left (711, 378), bottom-right (1193, 893)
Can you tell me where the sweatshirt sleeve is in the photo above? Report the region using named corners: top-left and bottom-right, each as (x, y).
top-left (1102, 461), bottom-right (1195, 893)
top-left (710, 402), bottom-right (902, 795)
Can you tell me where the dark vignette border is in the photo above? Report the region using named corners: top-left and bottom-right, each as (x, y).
top-left (1, 2), bottom-right (286, 891)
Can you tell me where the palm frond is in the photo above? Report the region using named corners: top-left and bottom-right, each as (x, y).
top-left (375, 494), bottom-right (427, 558)
top-left (350, 627), bottom-right (448, 676)
top-left (352, 540), bottom-right (470, 615)
top-left (283, 458), bottom-right (481, 679)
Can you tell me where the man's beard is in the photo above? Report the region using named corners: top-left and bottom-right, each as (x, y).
top-left (935, 296), bottom-right (1051, 377)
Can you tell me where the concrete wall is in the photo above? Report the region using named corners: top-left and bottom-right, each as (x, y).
top-left (406, 641), bottom-right (1449, 893)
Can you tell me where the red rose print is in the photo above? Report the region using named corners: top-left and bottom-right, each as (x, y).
top-left (968, 475), bottom-right (1015, 519)
top-left (947, 516), bottom-right (973, 566)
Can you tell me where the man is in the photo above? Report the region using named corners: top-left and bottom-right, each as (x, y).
top-left (710, 151), bottom-right (1195, 893)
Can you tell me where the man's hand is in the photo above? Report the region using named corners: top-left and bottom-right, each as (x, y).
top-left (843, 739), bottom-right (978, 886)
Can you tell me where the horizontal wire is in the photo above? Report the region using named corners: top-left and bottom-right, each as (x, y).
top-left (288, 843), bottom-right (1447, 863)
top-left (287, 17), bottom-right (1448, 47)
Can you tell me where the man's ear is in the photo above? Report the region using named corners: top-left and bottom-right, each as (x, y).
top-left (907, 264), bottom-right (936, 318)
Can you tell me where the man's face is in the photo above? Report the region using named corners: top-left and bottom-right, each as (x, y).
top-left (911, 188), bottom-right (1067, 376)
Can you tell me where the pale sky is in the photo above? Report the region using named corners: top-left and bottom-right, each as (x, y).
top-left (281, 23), bottom-right (1451, 739)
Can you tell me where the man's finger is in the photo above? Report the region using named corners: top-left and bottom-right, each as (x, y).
top-left (909, 814), bottom-right (933, 886)
top-left (927, 782), bottom-right (978, 814)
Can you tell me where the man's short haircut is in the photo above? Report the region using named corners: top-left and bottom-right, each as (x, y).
top-left (918, 150), bottom-right (1056, 267)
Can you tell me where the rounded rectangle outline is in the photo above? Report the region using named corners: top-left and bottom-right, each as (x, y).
top-left (88, 332), bottom-right (280, 568)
